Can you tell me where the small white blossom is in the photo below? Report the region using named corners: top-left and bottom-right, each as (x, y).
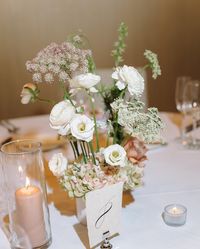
top-left (73, 35), bottom-right (81, 43)
top-left (112, 65), bottom-right (144, 97)
top-left (32, 73), bottom-right (42, 83)
top-left (69, 63), bottom-right (78, 71)
top-left (40, 65), bottom-right (48, 73)
top-left (59, 71), bottom-right (69, 82)
top-left (49, 153), bottom-right (68, 177)
top-left (44, 73), bottom-right (53, 83)
top-left (103, 144), bottom-right (126, 167)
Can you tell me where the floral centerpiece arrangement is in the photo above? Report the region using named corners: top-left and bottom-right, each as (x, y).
top-left (21, 23), bottom-right (163, 199)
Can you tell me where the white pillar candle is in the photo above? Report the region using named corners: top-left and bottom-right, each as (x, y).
top-left (15, 177), bottom-right (46, 247)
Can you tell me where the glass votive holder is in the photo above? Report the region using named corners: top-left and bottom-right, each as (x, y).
top-left (1, 140), bottom-right (52, 249)
top-left (163, 204), bottom-right (187, 226)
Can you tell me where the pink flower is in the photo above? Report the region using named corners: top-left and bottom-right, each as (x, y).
top-left (124, 137), bottom-right (147, 165)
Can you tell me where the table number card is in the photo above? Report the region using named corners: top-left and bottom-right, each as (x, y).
top-left (86, 182), bottom-right (123, 248)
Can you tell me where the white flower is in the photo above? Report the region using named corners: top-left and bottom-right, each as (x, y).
top-left (32, 73), bottom-right (42, 83)
top-left (49, 100), bottom-right (76, 135)
top-left (49, 153), bottom-right (68, 177)
top-left (70, 115), bottom-right (94, 142)
top-left (59, 71), bottom-right (69, 82)
top-left (69, 62), bottom-right (78, 71)
top-left (20, 83), bottom-right (38, 104)
top-left (69, 73), bottom-right (101, 91)
top-left (112, 65), bottom-right (144, 97)
top-left (103, 144), bottom-right (126, 167)
top-left (40, 65), bottom-right (47, 73)
top-left (44, 73), bottom-right (53, 83)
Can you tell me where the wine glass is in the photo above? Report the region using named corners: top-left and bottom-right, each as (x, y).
top-left (183, 80), bottom-right (200, 149)
top-left (175, 76), bottom-right (191, 144)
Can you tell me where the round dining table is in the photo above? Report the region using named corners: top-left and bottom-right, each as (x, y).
top-left (0, 113), bottom-right (200, 249)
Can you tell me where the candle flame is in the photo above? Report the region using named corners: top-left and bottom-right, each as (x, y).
top-left (25, 177), bottom-right (30, 188)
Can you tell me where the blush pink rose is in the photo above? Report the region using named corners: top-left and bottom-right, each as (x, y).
top-left (124, 137), bottom-right (147, 165)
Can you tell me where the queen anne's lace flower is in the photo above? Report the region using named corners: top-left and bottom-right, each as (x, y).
top-left (40, 65), bottom-right (48, 74)
top-left (32, 73), bottom-right (42, 83)
top-left (59, 71), bottom-right (69, 81)
top-left (44, 73), bottom-right (53, 83)
top-left (26, 42), bottom-right (91, 83)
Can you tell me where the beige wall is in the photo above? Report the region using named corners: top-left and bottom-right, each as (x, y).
top-left (0, 0), bottom-right (200, 119)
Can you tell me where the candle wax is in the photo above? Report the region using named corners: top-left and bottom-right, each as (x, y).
top-left (168, 206), bottom-right (184, 215)
top-left (15, 185), bottom-right (46, 247)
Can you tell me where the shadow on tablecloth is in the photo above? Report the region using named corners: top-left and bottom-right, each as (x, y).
top-left (73, 223), bottom-right (90, 249)
top-left (44, 158), bottom-right (76, 216)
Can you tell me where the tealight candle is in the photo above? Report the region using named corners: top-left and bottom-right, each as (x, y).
top-left (15, 177), bottom-right (46, 247)
top-left (163, 204), bottom-right (187, 226)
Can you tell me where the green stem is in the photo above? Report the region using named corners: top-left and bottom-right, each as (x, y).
top-left (80, 141), bottom-right (87, 163)
top-left (86, 142), bottom-right (90, 156)
top-left (143, 64), bottom-right (149, 70)
top-left (88, 92), bottom-right (99, 151)
top-left (82, 142), bottom-right (88, 157)
top-left (37, 97), bottom-right (55, 105)
top-left (113, 114), bottom-right (118, 144)
top-left (70, 141), bottom-right (77, 160)
top-left (88, 141), bottom-right (96, 165)
top-left (73, 141), bottom-right (80, 157)
top-left (106, 129), bottom-right (110, 147)
top-left (60, 82), bottom-right (76, 108)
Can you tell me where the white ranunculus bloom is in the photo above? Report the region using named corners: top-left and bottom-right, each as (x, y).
top-left (21, 83), bottom-right (38, 104)
top-left (49, 100), bottom-right (76, 135)
top-left (103, 144), bottom-right (126, 167)
top-left (70, 114), bottom-right (94, 142)
top-left (69, 73), bottom-right (101, 91)
top-left (49, 153), bottom-right (68, 177)
top-left (112, 65), bottom-right (144, 97)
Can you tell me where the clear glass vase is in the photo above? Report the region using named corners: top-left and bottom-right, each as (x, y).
top-left (1, 140), bottom-right (52, 249)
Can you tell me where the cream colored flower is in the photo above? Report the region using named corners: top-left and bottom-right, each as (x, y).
top-left (103, 144), bottom-right (126, 167)
top-left (70, 114), bottom-right (94, 142)
top-left (49, 153), bottom-right (68, 177)
top-left (20, 83), bottom-right (38, 104)
top-left (49, 100), bottom-right (76, 135)
top-left (69, 73), bottom-right (101, 92)
top-left (112, 65), bottom-right (144, 97)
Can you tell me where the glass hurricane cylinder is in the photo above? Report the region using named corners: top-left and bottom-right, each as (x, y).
top-left (1, 140), bottom-right (52, 249)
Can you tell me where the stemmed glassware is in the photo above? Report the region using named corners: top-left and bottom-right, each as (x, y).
top-left (183, 80), bottom-right (200, 149)
top-left (175, 76), bottom-right (191, 145)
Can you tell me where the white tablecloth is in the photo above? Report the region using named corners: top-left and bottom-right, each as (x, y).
top-left (0, 113), bottom-right (200, 249)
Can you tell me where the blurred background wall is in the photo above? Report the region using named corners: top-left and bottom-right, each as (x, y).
top-left (0, 0), bottom-right (200, 119)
